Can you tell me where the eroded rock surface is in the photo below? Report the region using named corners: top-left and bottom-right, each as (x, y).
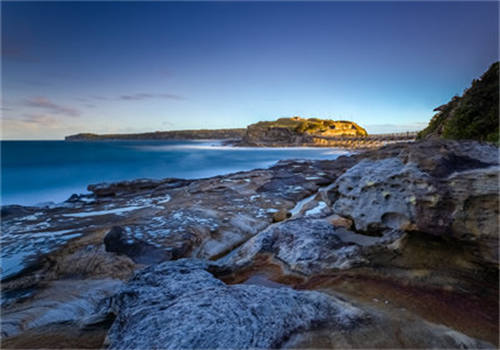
top-left (104, 259), bottom-right (494, 350)
top-left (1, 279), bottom-right (122, 338)
top-left (105, 259), bottom-right (364, 350)
top-left (220, 218), bottom-right (378, 275)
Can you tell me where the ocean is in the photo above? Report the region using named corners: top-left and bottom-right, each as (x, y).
top-left (1, 140), bottom-right (348, 206)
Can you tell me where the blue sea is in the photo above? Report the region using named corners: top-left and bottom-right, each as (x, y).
top-left (1, 140), bottom-right (349, 206)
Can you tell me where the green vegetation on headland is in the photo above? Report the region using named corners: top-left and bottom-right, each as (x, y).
top-left (65, 129), bottom-right (246, 141)
top-left (248, 117), bottom-right (368, 137)
top-left (418, 61), bottom-right (499, 143)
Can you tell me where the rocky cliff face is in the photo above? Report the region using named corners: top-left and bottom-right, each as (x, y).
top-left (418, 61), bottom-right (499, 143)
top-left (1, 139), bottom-right (498, 349)
top-left (239, 117), bottom-right (368, 146)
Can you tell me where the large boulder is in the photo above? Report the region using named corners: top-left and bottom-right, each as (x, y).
top-left (330, 157), bottom-right (431, 233)
top-left (220, 218), bottom-right (377, 275)
top-left (105, 259), bottom-right (364, 349)
top-left (328, 139), bottom-right (499, 265)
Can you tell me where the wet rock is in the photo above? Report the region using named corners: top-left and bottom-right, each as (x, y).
top-left (1, 279), bottom-right (122, 338)
top-left (104, 226), bottom-right (171, 264)
top-left (283, 308), bottom-right (495, 349)
top-left (105, 259), bottom-right (365, 350)
top-left (88, 178), bottom-right (166, 197)
top-left (0, 205), bottom-right (35, 219)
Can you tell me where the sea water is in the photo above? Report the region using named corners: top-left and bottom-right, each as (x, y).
top-left (1, 140), bottom-right (349, 206)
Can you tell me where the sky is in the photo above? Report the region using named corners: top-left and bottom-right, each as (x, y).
top-left (1, 1), bottom-right (498, 140)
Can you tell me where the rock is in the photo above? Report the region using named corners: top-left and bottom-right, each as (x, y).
top-left (331, 157), bottom-right (431, 232)
top-left (0, 205), bottom-right (35, 219)
top-left (283, 310), bottom-right (496, 349)
top-left (362, 138), bottom-right (498, 177)
top-left (105, 259), bottom-right (365, 350)
top-left (50, 244), bottom-right (136, 280)
top-left (272, 209), bottom-right (291, 222)
top-left (104, 259), bottom-right (495, 350)
top-left (88, 179), bottom-right (164, 197)
top-left (67, 193), bottom-right (80, 202)
top-left (1, 279), bottom-right (122, 338)
top-left (103, 226), bottom-right (171, 264)
top-left (328, 214), bottom-right (353, 229)
top-left (330, 141), bottom-right (499, 242)
top-left (220, 218), bottom-right (370, 275)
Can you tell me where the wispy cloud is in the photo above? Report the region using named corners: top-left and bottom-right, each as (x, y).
top-left (24, 97), bottom-right (80, 117)
top-left (86, 93), bottom-right (184, 102)
top-left (2, 114), bottom-right (61, 130)
top-left (118, 93), bottom-right (184, 101)
top-left (90, 95), bottom-right (109, 101)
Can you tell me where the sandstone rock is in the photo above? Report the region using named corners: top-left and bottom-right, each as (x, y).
top-left (329, 214), bottom-right (353, 229)
top-left (362, 138), bottom-right (498, 176)
top-left (51, 244), bottom-right (136, 280)
top-left (283, 309), bottom-right (495, 349)
top-left (105, 259), bottom-right (365, 350)
top-left (330, 141), bottom-right (499, 243)
top-left (220, 218), bottom-right (370, 275)
top-left (331, 157), bottom-right (431, 232)
top-left (272, 209), bottom-right (291, 222)
top-left (1, 279), bottom-right (122, 338)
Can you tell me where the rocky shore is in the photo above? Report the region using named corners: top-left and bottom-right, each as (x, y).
top-left (1, 138), bottom-right (498, 349)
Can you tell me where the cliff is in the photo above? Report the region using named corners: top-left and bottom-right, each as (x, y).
top-left (418, 61), bottom-right (499, 143)
top-left (65, 129), bottom-right (246, 141)
top-left (238, 117), bottom-right (368, 146)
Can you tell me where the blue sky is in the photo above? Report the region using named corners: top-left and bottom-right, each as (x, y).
top-left (1, 1), bottom-right (498, 139)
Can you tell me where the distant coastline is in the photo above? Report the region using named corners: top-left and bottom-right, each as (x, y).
top-left (65, 117), bottom-right (418, 149)
top-left (65, 128), bottom-right (246, 141)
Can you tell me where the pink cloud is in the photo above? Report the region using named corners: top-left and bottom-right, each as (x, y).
top-left (24, 97), bottom-right (80, 117)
